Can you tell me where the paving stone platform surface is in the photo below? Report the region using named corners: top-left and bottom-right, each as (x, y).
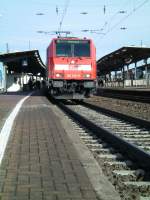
top-left (0, 92), bottom-right (26, 132)
top-left (0, 92), bottom-right (99, 200)
top-left (0, 91), bottom-right (121, 200)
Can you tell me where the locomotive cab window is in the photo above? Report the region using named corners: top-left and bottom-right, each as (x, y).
top-left (56, 42), bottom-right (71, 57)
top-left (55, 40), bottom-right (90, 57)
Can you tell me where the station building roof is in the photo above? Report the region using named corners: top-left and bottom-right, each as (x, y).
top-left (0, 50), bottom-right (46, 77)
top-left (97, 46), bottom-right (150, 75)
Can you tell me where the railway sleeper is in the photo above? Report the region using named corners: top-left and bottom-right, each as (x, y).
top-left (108, 133), bottom-right (139, 139)
top-left (97, 153), bottom-right (123, 163)
top-left (78, 131), bottom-right (91, 136)
top-left (123, 135), bottom-right (150, 139)
top-left (111, 170), bottom-right (142, 186)
top-left (80, 135), bottom-right (96, 140)
top-left (140, 196), bottom-right (150, 200)
top-left (86, 143), bottom-right (104, 148)
top-left (101, 160), bottom-right (133, 176)
top-left (111, 169), bottom-right (145, 186)
top-left (116, 131), bottom-right (149, 135)
top-left (137, 142), bottom-right (150, 146)
top-left (125, 138), bottom-right (150, 142)
top-left (120, 181), bottom-right (150, 200)
top-left (90, 147), bottom-right (115, 155)
top-left (83, 138), bottom-right (101, 145)
top-left (138, 145), bottom-right (150, 152)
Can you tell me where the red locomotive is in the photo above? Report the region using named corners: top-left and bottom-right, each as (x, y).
top-left (46, 37), bottom-right (96, 99)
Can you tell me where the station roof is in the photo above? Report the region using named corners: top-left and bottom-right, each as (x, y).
top-left (0, 50), bottom-right (46, 77)
top-left (97, 46), bottom-right (150, 75)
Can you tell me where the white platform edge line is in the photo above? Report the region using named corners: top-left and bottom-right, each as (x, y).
top-left (0, 92), bottom-right (33, 165)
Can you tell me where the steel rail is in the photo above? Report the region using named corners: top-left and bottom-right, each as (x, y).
top-left (58, 102), bottom-right (150, 172)
top-left (81, 101), bottom-right (150, 129)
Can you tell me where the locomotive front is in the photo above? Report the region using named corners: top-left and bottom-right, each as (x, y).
top-left (47, 37), bottom-right (96, 99)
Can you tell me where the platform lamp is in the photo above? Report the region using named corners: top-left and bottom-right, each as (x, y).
top-left (124, 56), bottom-right (133, 64)
top-left (22, 59), bottom-right (28, 67)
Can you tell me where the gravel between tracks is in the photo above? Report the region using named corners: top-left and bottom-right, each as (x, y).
top-left (86, 96), bottom-right (150, 122)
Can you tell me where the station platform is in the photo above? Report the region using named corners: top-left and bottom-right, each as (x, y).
top-left (0, 91), bottom-right (120, 200)
top-left (98, 87), bottom-right (150, 91)
top-left (97, 87), bottom-right (150, 98)
top-left (0, 92), bottom-right (30, 132)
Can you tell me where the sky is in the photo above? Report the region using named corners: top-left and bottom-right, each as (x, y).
top-left (0, 0), bottom-right (150, 63)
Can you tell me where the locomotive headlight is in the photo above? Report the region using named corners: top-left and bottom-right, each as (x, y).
top-left (55, 73), bottom-right (63, 78)
top-left (83, 74), bottom-right (91, 78)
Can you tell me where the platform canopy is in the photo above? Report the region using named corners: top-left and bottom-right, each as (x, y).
top-left (0, 50), bottom-right (46, 77)
top-left (97, 46), bottom-right (150, 75)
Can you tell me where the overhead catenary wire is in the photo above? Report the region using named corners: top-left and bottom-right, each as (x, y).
top-left (58, 0), bottom-right (70, 34)
top-left (101, 0), bottom-right (149, 38)
top-left (98, 0), bottom-right (131, 34)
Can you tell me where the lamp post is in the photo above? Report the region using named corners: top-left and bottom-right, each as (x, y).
top-left (6, 43), bottom-right (9, 53)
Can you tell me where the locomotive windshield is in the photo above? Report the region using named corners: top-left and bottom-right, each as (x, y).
top-left (56, 40), bottom-right (90, 57)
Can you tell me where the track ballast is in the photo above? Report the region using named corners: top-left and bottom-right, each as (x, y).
top-left (56, 99), bottom-right (150, 199)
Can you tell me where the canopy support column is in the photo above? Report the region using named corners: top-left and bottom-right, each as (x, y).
top-left (145, 59), bottom-right (148, 87)
top-left (134, 62), bottom-right (137, 87)
top-left (3, 63), bottom-right (7, 92)
top-left (122, 66), bottom-right (125, 88)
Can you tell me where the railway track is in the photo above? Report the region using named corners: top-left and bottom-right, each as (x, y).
top-left (56, 100), bottom-right (150, 200)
